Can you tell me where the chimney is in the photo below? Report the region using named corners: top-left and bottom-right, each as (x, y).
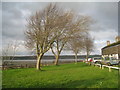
top-left (107, 41), bottom-right (110, 46)
top-left (115, 36), bottom-right (120, 42)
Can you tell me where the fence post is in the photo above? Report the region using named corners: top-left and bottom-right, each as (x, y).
top-left (102, 65), bottom-right (104, 69)
top-left (109, 67), bottom-right (111, 72)
top-left (99, 65), bottom-right (101, 69)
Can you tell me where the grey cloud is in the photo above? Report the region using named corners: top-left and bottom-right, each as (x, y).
top-left (2, 2), bottom-right (27, 42)
top-left (59, 2), bottom-right (118, 30)
top-left (2, 2), bottom-right (118, 55)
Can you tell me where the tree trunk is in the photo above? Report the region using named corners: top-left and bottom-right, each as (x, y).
top-left (75, 53), bottom-right (78, 63)
top-left (36, 54), bottom-right (43, 70)
top-left (86, 52), bottom-right (89, 61)
top-left (54, 54), bottom-right (59, 65)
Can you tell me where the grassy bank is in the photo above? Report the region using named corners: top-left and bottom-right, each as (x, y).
top-left (2, 62), bottom-right (118, 88)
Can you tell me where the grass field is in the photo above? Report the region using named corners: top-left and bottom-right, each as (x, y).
top-left (2, 62), bottom-right (119, 88)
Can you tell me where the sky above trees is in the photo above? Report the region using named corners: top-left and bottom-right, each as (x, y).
top-left (1, 2), bottom-right (118, 55)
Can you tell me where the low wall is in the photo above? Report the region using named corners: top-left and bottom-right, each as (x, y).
top-left (2, 59), bottom-right (83, 69)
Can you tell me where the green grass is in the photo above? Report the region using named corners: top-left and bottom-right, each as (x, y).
top-left (2, 62), bottom-right (119, 88)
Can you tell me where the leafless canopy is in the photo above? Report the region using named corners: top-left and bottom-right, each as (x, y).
top-left (25, 3), bottom-right (76, 70)
top-left (83, 33), bottom-right (94, 60)
top-left (50, 10), bottom-right (93, 65)
top-left (25, 3), bottom-right (94, 69)
top-left (25, 4), bottom-right (73, 54)
top-left (2, 41), bottom-right (20, 67)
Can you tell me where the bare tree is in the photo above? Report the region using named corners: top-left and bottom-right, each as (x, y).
top-left (51, 36), bottom-right (68, 65)
top-left (2, 41), bottom-right (19, 60)
top-left (51, 13), bottom-right (93, 65)
top-left (25, 3), bottom-right (73, 70)
top-left (50, 11), bottom-right (74, 65)
top-left (67, 36), bottom-right (84, 63)
top-left (25, 3), bottom-right (93, 69)
top-left (83, 33), bottom-right (94, 61)
top-left (2, 41), bottom-right (20, 68)
top-left (64, 15), bottom-right (93, 63)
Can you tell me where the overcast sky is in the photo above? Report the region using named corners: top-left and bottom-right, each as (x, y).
top-left (1, 2), bottom-right (118, 55)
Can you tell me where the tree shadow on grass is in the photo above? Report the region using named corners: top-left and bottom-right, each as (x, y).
top-left (38, 77), bottom-right (107, 88)
top-left (41, 70), bottom-right (46, 71)
top-left (35, 69), bottom-right (46, 72)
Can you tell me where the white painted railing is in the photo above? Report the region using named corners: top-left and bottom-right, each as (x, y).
top-left (93, 63), bottom-right (120, 72)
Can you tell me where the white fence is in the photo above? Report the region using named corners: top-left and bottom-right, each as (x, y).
top-left (93, 63), bottom-right (120, 72)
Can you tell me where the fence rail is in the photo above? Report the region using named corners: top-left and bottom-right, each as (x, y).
top-left (93, 63), bottom-right (120, 72)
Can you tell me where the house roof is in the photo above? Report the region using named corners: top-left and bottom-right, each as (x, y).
top-left (102, 41), bottom-right (120, 50)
